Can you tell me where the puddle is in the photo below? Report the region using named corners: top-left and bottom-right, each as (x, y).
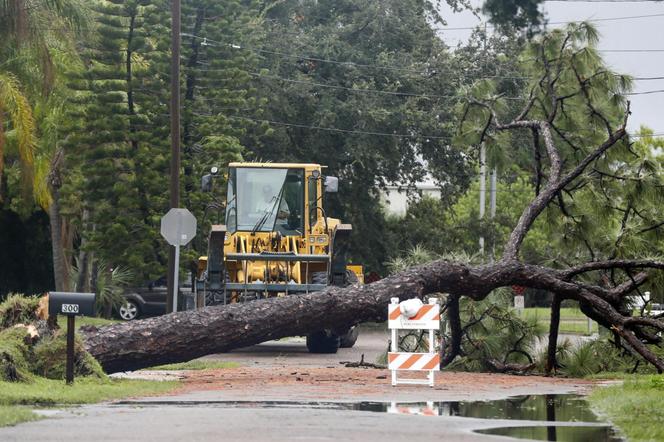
top-left (476, 425), bottom-right (622, 441)
top-left (114, 394), bottom-right (623, 440)
top-left (116, 394), bottom-right (598, 422)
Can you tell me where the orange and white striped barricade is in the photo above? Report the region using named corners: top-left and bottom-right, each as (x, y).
top-left (388, 401), bottom-right (439, 416)
top-left (388, 297), bottom-right (440, 387)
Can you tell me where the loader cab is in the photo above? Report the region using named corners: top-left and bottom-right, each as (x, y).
top-left (225, 163), bottom-right (328, 237)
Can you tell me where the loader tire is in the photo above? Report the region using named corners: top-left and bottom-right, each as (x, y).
top-left (339, 326), bottom-right (359, 348)
top-left (306, 330), bottom-right (340, 353)
top-left (335, 269), bottom-right (361, 348)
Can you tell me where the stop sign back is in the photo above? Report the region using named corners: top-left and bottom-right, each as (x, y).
top-left (161, 208), bottom-right (197, 246)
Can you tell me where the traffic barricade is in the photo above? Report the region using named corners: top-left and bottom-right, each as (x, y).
top-left (388, 297), bottom-right (440, 387)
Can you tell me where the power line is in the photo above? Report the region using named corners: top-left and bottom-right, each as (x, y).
top-left (625, 89), bottom-right (664, 95)
top-left (225, 115), bottom-right (454, 140)
top-left (223, 114), bottom-right (661, 140)
top-left (191, 68), bottom-right (664, 99)
top-left (545, 0), bottom-right (662, 2)
top-left (185, 33), bottom-right (664, 84)
top-left (602, 49), bottom-right (664, 53)
top-left (183, 33), bottom-right (504, 78)
top-left (436, 12), bottom-right (664, 31)
top-left (246, 72), bottom-right (526, 101)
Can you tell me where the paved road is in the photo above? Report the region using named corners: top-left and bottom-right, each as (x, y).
top-left (202, 325), bottom-right (390, 368)
top-left (1, 404), bottom-right (610, 442)
top-left (0, 326), bottom-right (603, 442)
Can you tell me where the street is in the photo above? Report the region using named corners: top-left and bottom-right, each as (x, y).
top-left (0, 327), bottom-right (605, 442)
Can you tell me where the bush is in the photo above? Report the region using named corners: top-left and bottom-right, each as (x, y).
top-left (0, 294), bottom-right (40, 329)
top-left (559, 339), bottom-right (662, 377)
top-left (32, 332), bottom-right (105, 380)
top-left (0, 294), bottom-right (106, 382)
top-left (0, 328), bottom-right (33, 382)
top-left (446, 289), bottom-right (545, 372)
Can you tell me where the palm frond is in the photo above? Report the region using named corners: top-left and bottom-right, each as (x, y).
top-left (0, 71), bottom-right (35, 188)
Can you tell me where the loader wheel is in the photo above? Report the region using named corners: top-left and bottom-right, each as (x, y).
top-left (339, 326), bottom-right (359, 348)
top-left (335, 269), bottom-right (361, 348)
top-left (306, 330), bottom-right (340, 353)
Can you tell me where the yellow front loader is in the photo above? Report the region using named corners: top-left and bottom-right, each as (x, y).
top-left (198, 162), bottom-right (363, 353)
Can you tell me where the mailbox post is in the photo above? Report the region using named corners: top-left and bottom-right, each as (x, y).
top-left (48, 292), bottom-right (96, 384)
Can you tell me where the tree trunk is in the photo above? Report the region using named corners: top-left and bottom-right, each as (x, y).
top-left (441, 294), bottom-right (462, 366)
top-left (47, 148), bottom-right (68, 292)
top-left (75, 210), bottom-right (90, 292)
top-left (81, 258), bottom-right (664, 374)
top-left (546, 295), bottom-right (561, 374)
top-left (48, 188), bottom-right (67, 291)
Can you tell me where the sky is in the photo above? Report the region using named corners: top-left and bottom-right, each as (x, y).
top-left (435, 0), bottom-right (664, 135)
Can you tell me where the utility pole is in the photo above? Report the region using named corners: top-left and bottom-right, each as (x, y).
top-left (167, 0), bottom-right (181, 314)
top-left (479, 144), bottom-right (486, 255)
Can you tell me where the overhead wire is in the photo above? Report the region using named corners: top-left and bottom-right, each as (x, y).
top-left (221, 114), bottom-right (661, 140)
top-left (183, 33), bottom-right (664, 84)
top-left (436, 12), bottom-right (664, 31)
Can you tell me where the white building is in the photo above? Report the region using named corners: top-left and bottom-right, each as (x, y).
top-left (381, 178), bottom-right (442, 216)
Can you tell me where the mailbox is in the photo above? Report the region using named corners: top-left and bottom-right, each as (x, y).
top-left (49, 292), bottom-right (96, 317)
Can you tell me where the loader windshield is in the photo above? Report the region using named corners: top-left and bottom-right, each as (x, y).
top-left (226, 167), bottom-right (304, 235)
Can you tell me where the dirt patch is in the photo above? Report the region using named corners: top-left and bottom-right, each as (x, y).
top-left (171, 365), bottom-right (596, 401)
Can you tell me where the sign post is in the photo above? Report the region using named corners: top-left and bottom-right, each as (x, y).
top-left (514, 295), bottom-right (525, 315)
top-left (48, 292), bottom-right (96, 384)
top-left (161, 208), bottom-right (197, 312)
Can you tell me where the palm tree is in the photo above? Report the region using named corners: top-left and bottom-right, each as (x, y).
top-left (0, 0), bottom-right (90, 290)
top-left (0, 72), bottom-right (35, 199)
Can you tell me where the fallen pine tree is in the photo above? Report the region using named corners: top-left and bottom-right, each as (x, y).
top-left (76, 24), bottom-right (663, 375)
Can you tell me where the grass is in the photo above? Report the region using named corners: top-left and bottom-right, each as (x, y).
top-left (0, 376), bottom-right (179, 428)
top-left (522, 307), bottom-right (598, 335)
top-left (150, 360), bottom-right (239, 370)
top-left (56, 315), bottom-right (120, 328)
top-left (0, 377), bottom-right (178, 406)
top-left (0, 405), bottom-right (41, 427)
top-left (589, 375), bottom-right (664, 442)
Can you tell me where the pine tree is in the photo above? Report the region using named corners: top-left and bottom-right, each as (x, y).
top-left (64, 0), bottom-right (170, 279)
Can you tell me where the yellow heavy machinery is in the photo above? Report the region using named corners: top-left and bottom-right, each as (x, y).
top-left (198, 162), bottom-right (363, 353)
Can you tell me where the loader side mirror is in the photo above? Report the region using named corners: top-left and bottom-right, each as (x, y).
top-left (324, 176), bottom-right (339, 193)
top-left (201, 174), bottom-right (212, 193)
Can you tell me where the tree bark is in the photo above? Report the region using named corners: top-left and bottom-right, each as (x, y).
top-left (75, 210), bottom-right (90, 292)
top-left (81, 258), bottom-right (664, 373)
top-left (546, 295), bottom-right (561, 374)
top-left (80, 28), bottom-right (664, 376)
top-left (441, 294), bottom-right (462, 366)
top-left (47, 148), bottom-right (68, 292)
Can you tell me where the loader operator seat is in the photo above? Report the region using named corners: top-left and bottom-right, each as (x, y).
top-left (277, 172), bottom-right (304, 235)
top-left (261, 184), bottom-right (290, 220)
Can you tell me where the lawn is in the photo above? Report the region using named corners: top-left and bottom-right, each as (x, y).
top-left (589, 375), bottom-right (664, 442)
top-left (0, 377), bottom-right (178, 406)
top-left (0, 377), bottom-right (179, 427)
top-left (0, 406), bottom-right (41, 427)
top-left (522, 307), bottom-right (598, 335)
top-left (150, 360), bottom-right (239, 370)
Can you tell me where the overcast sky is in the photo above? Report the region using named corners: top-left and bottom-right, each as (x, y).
top-left (436, 0), bottom-right (664, 135)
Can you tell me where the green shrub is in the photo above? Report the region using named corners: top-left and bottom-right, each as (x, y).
top-left (31, 332), bottom-right (105, 380)
top-left (0, 294), bottom-right (40, 329)
top-left (0, 328), bottom-right (33, 382)
top-left (559, 339), bottom-right (661, 377)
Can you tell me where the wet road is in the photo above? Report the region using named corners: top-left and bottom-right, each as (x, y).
top-left (0, 327), bottom-right (604, 442)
